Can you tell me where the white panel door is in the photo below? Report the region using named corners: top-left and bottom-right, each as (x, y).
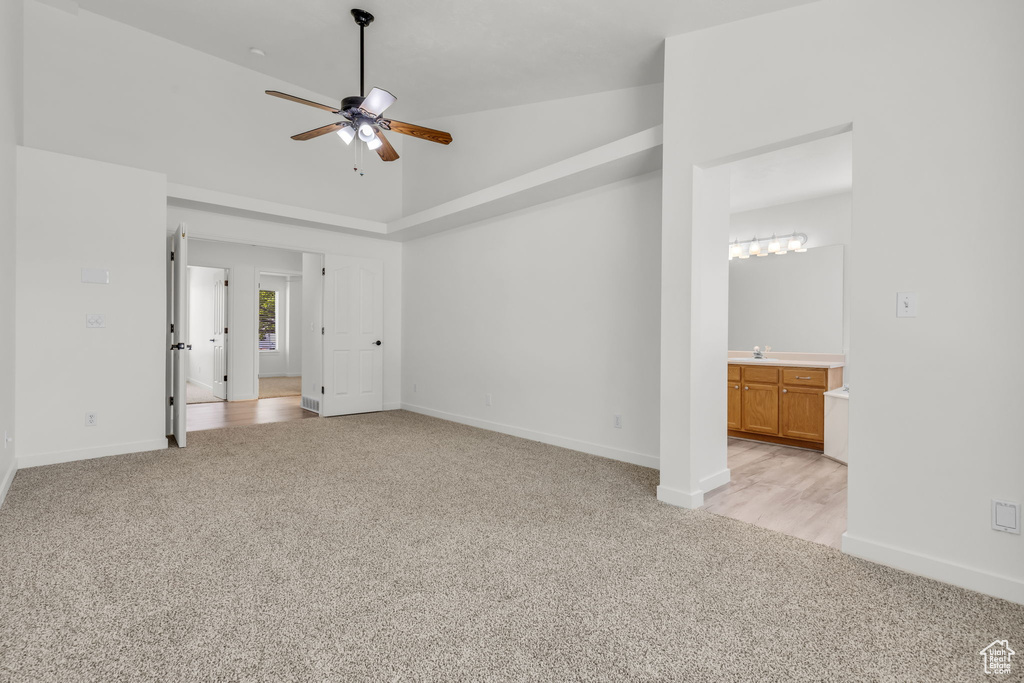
top-left (170, 224), bottom-right (189, 447)
top-left (212, 277), bottom-right (227, 400)
top-left (322, 254), bottom-right (383, 416)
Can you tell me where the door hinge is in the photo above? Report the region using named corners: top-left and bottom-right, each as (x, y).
top-left (321, 386), bottom-right (324, 395)
top-left (170, 251), bottom-right (175, 261)
top-left (170, 323), bottom-right (174, 333)
top-left (224, 327), bottom-right (228, 334)
top-left (224, 375), bottom-right (228, 382)
top-left (169, 396), bottom-right (174, 406)
top-left (224, 280), bottom-right (229, 287)
top-left (322, 267), bottom-right (325, 276)
top-left (321, 327), bottom-right (324, 335)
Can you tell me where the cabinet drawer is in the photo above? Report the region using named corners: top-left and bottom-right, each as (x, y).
top-left (742, 366), bottom-right (779, 384)
top-left (727, 365), bottom-right (740, 382)
top-left (782, 368), bottom-right (827, 388)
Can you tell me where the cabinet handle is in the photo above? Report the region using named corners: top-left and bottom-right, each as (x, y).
top-left (795, 376), bottom-right (811, 380)
top-left (744, 386), bottom-right (749, 391)
top-left (782, 389), bottom-right (788, 393)
top-left (734, 385), bottom-right (739, 389)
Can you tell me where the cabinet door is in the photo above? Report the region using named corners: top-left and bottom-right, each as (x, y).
top-left (781, 387), bottom-right (825, 442)
top-left (741, 383), bottom-right (779, 435)
top-left (727, 382), bottom-right (742, 430)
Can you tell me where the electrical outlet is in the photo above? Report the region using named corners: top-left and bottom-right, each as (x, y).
top-left (614, 415), bottom-right (622, 429)
top-left (85, 412), bottom-right (98, 427)
top-left (485, 393), bottom-right (492, 407)
top-left (992, 500), bottom-right (1021, 534)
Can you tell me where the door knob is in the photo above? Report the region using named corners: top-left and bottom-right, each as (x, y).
top-left (373, 340), bottom-right (382, 346)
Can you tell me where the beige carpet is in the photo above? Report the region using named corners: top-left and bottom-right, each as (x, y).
top-left (0, 412), bottom-right (1020, 682)
top-left (259, 375), bottom-right (301, 399)
top-left (185, 380), bottom-right (223, 404)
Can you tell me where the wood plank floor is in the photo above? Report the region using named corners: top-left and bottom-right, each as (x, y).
top-left (702, 438), bottom-right (847, 549)
top-left (187, 396), bottom-right (317, 432)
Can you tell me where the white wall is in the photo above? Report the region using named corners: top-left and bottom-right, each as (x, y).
top-left (173, 205), bottom-right (402, 408)
top-left (0, 0), bottom-right (24, 503)
top-left (301, 253), bottom-right (323, 406)
top-left (729, 245), bottom-right (844, 353)
top-left (287, 279), bottom-right (302, 377)
top-left (403, 173), bottom-right (662, 468)
top-left (661, 0), bottom-right (1024, 603)
top-left (16, 147), bottom-right (167, 467)
top-left (23, 1), bottom-right (403, 221)
top-left (402, 84), bottom-right (663, 215)
top-left (186, 266), bottom-right (225, 388)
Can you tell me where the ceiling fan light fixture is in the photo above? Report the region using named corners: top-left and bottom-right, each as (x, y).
top-left (358, 123), bottom-right (376, 142)
top-left (336, 125), bottom-right (356, 145)
top-left (365, 134), bottom-right (383, 151)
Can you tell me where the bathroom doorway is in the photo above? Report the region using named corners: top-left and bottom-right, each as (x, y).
top-left (699, 129), bottom-right (852, 549)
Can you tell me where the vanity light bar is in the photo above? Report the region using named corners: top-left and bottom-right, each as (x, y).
top-left (728, 233), bottom-right (808, 260)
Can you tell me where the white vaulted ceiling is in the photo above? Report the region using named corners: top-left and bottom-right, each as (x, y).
top-left (67, 0), bottom-right (817, 120)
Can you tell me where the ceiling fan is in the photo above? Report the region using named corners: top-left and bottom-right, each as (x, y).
top-left (266, 8), bottom-right (452, 163)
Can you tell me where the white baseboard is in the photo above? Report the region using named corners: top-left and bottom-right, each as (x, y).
top-left (700, 468), bottom-right (731, 492)
top-left (383, 402), bottom-right (402, 411)
top-left (401, 403), bottom-right (659, 470)
top-left (187, 378), bottom-right (213, 392)
top-left (17, 438), bottom-right (170, 470)
top-left (258, 373), bottom-right (301, 378)
top-left (0, 461), bottom-right (16, 510)
top-left (656, 484), bottom-right (704, 509)
top-left (842, 533), bottom-right (1024, 605)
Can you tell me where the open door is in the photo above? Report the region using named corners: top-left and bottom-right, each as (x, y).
top-left (322, 254), bottom-right (383, 416)
top-left (212, 277), bottom-right (227, 400)
top-left (169, 223), bottom-right (189, 447)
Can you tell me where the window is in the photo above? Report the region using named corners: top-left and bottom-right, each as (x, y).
top-left (258, 290), bottom-right (278, 351)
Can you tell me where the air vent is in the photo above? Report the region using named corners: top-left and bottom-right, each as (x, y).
top-left (301, 396), bottom-right (320, 413)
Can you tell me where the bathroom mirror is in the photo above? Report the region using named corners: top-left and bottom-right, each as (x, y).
top-left (728, 244), bottom-right (844, 354)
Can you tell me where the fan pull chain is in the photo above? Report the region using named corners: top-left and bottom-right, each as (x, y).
top-left (353, 140), bottom-right (365, 176)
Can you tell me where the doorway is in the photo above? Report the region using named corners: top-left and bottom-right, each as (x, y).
top-left (694, 129), bottom-right (853, 549)
top-left (186, 265), bottom-right (229, 405)
top-left (257, 272), bottom-right (302, 401)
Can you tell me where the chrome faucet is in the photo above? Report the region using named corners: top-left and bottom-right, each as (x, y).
top-left (752, 345), bottom-right (771, 359)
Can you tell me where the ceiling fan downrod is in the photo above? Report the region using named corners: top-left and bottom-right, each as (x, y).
top-left (351, 8), bottom-right (374, 98)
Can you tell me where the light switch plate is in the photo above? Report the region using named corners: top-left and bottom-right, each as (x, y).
top-left (992, 500), bottom-right (1020, 534)
top-left (86, 314), bottom-right (105, 328)
top-left (81, 268), bottom-right (109, 284)
top-left (897, 292), bottom-right (918, 318)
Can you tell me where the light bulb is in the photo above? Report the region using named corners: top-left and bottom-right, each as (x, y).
top-left (768, 235), bottom-right (781, 253)
top-left (748, 240), bottom-right (761, 255)
top-left (788, 237), bottom-right (801, 251)
top-left (729, 242), bottom-right (742, 258)
top-left (365, 134), bottom-right (383, 151)
top-left (775, 250), bottom-right (787, 255)
top-left (336, 125), bottom-right (355, 145)
top-left (358, 123), bottom-right (375, 142)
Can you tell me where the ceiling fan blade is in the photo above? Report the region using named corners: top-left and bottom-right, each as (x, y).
top-left (266, 90), bottom-right (340, 113)
top-left (291, 122), bottom-right (348, 141)
top-left (360, 87), bottom-right (397, 117)
top-left (375, 131), bottom-right (399, 162)
top-left (385, 120), bottom-right (453, 145)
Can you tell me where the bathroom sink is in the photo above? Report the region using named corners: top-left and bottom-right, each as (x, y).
top-left (731, 357), bottom-right (778, 362)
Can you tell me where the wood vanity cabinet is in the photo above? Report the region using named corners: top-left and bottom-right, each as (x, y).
top-left (728, 363), bottom-right (842, 449)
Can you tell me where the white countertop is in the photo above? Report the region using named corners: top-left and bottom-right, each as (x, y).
top-left (823, 388), bottom-right (850, 400)
top-left (728, 358), bottom-right (846, 369)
